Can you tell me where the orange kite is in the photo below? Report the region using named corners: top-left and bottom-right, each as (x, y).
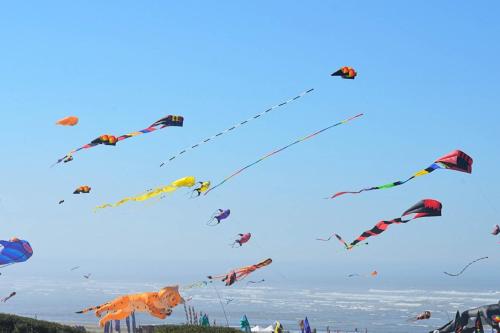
top-left (77, 285), bottom-right (185, 327)
top-left (56, 116), bottom-right (79, 126)
top-left (208, 258), bottom-right (272, 286)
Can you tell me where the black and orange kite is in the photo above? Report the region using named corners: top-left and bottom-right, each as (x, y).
top-left (53, 115), bottom-right (184, 165)
top-left (74, 186), bottom-right (91, 194)
top-left (336, 199), bottom-right (442, 249)
top-left (331, 66), bottom-right (357, 79)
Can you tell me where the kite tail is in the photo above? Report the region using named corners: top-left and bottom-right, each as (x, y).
top-left (326, 188), bottom-right (372, 199)
top-left (235, 271), bottom-right (252, 282)
top-left (247, 279), bottom-right (265, 285)
top-left (207, 275), bottom-right (223, 283)
top-left (315, 233), bottom-right (334, 241)
top-left (52, 154), bottom-right (71, 167)
top-left (94, 198), bottom-right (134, 211)
top-left (207, 274), bottom-right (226, 281)
top-left (181, 281), bottom-right (208, 291)
top-left (93, 204), bottom-right (113, 212)
top-left (327, 162), bottom-right (445, 199)
top-left (206, 210), bottom-right (223, 226)
top-left (254, 258), bottom-right (273, 269)
top-left (206, 217), bottom-right (220, 226)
top-left (328, 176), bottom-right (416, 199)
top-left (443, 257), bottom-right (488, 277)
top-left (76, 302), bottom-right (109, 314)
top-left (94, 176), bottom-right (194, 211)
top-left (206, 113), bottom-right (364, 196)
top-left (334, 233), bottom-right (350, 249)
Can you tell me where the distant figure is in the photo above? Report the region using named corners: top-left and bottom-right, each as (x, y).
top-left (274, 321), bottom-right (283, 333)
top-left (299, 320), bottom-right (304, 333)
top-left (83, 273), bottom-right (91, 279)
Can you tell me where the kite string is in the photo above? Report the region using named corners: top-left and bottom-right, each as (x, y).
top-left (160, 88), bottom-right (314, 166)
top-left (205, 113), bottom-right (364, 195)
top-left (211, 284), bottom-right (229, 327)
top-left (250, 239), bottom-right (289, 282)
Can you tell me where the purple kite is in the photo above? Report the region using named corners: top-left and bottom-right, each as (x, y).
top-left (207, 209), bottom-right (231, 226)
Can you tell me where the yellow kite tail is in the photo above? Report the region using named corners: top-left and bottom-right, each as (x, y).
top-left (93, 204), bottom-right (113, 212)
top-left (94, 176), bottom-right (196, 211)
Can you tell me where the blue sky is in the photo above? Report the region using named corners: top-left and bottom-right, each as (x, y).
top-left (0, 1), bottom-right (498, 290)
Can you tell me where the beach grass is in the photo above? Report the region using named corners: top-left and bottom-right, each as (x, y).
top-left (141, 324), bottom-right (241, 333)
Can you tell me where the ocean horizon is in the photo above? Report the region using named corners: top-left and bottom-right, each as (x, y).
top-left (0, 276), bottom-right (498, 333)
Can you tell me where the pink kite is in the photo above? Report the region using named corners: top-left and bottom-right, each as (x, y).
top-left (232, 233), bottom-right (251, 247)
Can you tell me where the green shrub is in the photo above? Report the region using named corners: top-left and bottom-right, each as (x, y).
top-left (0, 313), bottom-right (85, 333)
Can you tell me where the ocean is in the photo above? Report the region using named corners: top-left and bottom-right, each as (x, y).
top-left (0, 277), bottom-right (498, 332)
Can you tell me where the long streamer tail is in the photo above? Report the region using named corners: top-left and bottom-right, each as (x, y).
top-left (334, 233), bottom-right (350, 249)
top-left (327, 176), bottom-right (416, 199)
top-left (443, 256), bottom-right (488, 277)
top-left (315, 234), bottom-right (334, 241)
top-left (205, 113), bottom-right (364, 195)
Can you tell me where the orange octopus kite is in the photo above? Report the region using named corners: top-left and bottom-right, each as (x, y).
top-left (208, 258), bottom-right (272, 286)
top-left (77, 285), bottom-right (185, 327)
